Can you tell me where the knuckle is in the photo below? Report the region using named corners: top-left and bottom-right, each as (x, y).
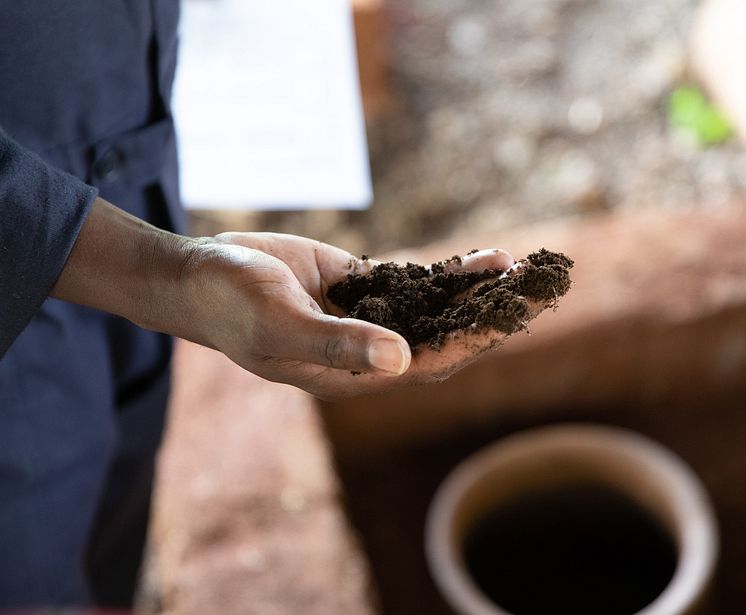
top-left (213, 231), bottom-right (237, 244)
top-left (321, 335), bottom-right (350, 368)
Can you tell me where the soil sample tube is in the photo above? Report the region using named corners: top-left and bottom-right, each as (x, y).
top-left (426, 424), bottom-right (718, 615)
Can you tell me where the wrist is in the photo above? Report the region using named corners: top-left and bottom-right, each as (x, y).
top-left (51, 196), bottom-right (208, 341)
top-left (137, 230), bottom-right (214, 341)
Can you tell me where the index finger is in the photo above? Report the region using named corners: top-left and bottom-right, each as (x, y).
top-left (431, 248), bottom-right (515, 275)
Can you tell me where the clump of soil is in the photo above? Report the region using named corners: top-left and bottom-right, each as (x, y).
top-left (327, 249), bottom-right (573, 349)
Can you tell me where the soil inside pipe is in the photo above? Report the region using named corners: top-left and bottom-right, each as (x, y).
top-left (463, 482), bottom-right (678, 615)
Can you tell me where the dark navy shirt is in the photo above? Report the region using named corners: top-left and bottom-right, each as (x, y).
top-left (0, 1), bottom-right (182, 358)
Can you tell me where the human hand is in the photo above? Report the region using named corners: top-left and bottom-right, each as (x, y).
top-left (176, 232), bottom-right (517, 399)
top-left (51, 199), bottom-right (522, 399)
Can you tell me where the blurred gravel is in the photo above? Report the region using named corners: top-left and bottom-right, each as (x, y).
top-left (192, 0), bottom-right (746, 255)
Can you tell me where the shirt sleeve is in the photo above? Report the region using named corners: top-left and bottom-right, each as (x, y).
top-left (0, 127), bottom-right (98, 358)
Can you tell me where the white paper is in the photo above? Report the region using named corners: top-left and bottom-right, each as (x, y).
top-left (173, 0), bottom-right (372, 210)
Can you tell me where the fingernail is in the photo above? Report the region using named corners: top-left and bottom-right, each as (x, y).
top-left (368, 339), bottom-right (410, 375)
top-left (492, 248), bottom-right (515, 270)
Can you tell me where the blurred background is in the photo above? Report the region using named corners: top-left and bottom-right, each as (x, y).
top-left (144, 1), bottom-right (746, 614)
top-left (188, 0), bottom-right (746, 254)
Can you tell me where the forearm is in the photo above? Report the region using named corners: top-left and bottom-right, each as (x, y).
top-left (50, 197), bottom-right (197, 335)
top-left (45, 200), bottom-right (520, 398)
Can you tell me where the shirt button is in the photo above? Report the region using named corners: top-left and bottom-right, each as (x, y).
top-left (95, 148), bottom-right (123, 182)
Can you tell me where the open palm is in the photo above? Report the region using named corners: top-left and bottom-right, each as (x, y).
top-left (193, 231), bottom-right (525, 399)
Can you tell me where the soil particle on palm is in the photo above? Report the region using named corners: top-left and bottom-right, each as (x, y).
top-left (327, 248), bottom-right (573, 349)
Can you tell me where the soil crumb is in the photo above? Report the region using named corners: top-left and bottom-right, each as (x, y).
top-left (327, 249), bottom-right (573, 350)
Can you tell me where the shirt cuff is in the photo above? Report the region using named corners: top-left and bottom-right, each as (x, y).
top-left (0, 128), bottom-right (98, 358)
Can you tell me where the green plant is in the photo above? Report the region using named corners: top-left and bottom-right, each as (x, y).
top-left (668, 85), bottom-right (733, 146)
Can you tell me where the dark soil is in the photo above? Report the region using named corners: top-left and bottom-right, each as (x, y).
top-left (327, 249), bottom-right (573, 349)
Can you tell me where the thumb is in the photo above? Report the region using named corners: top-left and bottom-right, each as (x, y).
top-left (277, 309), bottom-right (412, 375)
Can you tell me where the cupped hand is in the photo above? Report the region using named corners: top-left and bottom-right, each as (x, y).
top-left (180, 232), bottom-right (517, 400)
